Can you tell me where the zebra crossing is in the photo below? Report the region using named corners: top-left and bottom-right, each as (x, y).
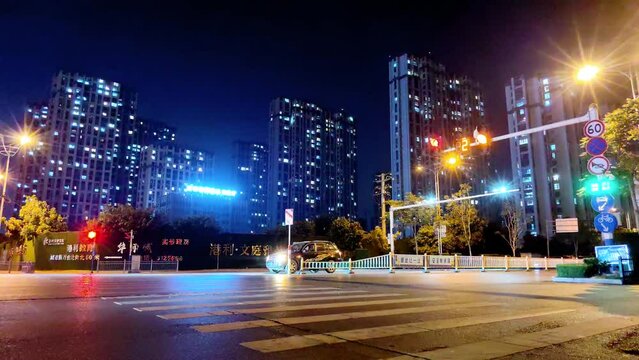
top-left (105, 284), bottom-right (639, 359)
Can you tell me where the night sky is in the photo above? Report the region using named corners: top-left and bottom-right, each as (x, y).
top-left (1, 0), bottom-right (637, 222)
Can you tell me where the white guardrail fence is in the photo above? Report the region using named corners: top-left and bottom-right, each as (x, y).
top-left (96, 260), bottom-right (179, 273)
top-left (300, 253), bottom-right (582, 274)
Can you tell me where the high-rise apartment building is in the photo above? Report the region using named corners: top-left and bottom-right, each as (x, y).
top-left (505, 74), bottom-right (586, 237)
top-left (267, 97), bottom-right (357, 228)
top-left (137, 144), bottom-right (214, 209)
top-left (16, 71), bottom-right (136, 226)
top-left (115, 117), bottom-right (176, 207)
top-left (233, 141), bottom-right (268, 234)
top-left (389, 54), bottom-right (487, 200)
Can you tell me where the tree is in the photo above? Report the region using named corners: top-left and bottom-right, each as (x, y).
top-left (360, 226), bottom-right (389, 256)
top-left (328, 217), bottom-right (364, 252)
top-left (97, 204), bottom-right (153, 237)
top-left (2, 196), bottom-right (67, 261)
top-left (444, 184), bottom-right (485, 255)
top-left (500, 200), bottom-right (524, 256)
top-left (602, 98), bottom-right (639, 226)
top-left (388, 193), bottom-right (437, 253)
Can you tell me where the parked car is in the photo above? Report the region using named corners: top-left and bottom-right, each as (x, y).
top-left (266, 240), bottom-right (342, 273)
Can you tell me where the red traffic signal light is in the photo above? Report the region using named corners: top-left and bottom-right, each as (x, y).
top-left (427, 135), bottom-right (442, 151)
top-left (87, 231), bottom-right (97, 240)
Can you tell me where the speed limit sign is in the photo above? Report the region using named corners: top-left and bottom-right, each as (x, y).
top-left (583, 120), bottom-right (605, 138)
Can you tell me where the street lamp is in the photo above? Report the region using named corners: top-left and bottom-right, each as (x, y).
top-left (576, 64), bottom-right (637, 99)
top-left (0, 131), bottom-right (36, 227)
top-left (576, 65), bottom-right (600, 82)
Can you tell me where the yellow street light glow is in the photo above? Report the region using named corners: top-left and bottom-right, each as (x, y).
top-left (19, 134), bottom-right (33, 146)
top-left (476, 133), bottom-right (488, 144)
top-left (577, 65), bottom-right (600, 82)
top-left (444, 154), bottom-right (460, 167)
top-left (415, 165), bottom-right (424, 172)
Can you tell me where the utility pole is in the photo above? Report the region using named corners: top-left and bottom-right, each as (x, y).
top-left (376, 173), bottom-right (392, 237)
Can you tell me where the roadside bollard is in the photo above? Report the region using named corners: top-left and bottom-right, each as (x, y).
top-left (525, 256), bottom-right (530, 271)
top-left (504, 256), bottom-right (509, 272)
top-left (423, 253), bottom-right (429, 273)
top-left (348, 258), bottom-right (354, 274)
top-left (480, 255), bottom-right (485, 272)
top-left (544, 257), bottom-right (548, 271)
top-left (454, 254), bottom-right (459, 272)
top-left (300, 258), bottom-right (306, 274)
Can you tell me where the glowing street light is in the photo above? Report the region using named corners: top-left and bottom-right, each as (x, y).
top-left (576, 64), bottom-right (600, 82)
top-left (19, 134), bottom-right (33, 146)
top-left (444, 153), bottom-right (460, 167)
top-left (0, 131), bottom-right (37, 228)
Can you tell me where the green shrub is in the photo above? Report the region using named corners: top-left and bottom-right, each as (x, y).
top-left (583, 257), bottom-right (609, 276)
top-left (556, 264), bottom-right (588, 278)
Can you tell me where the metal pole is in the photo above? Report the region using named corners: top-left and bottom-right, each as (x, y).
top-left (435, 171), bottom-right (442, 255)
top-left (546, 220), bottom-right (551, 258)
top-left (128, 230), bottom-right (134, 264)
top-left (0, 155), bottom-right (11, 226)
top-left (90, 239), bottom-right (96, 274)
top-left (287, 224), bottom-right (291, 274)
top-left (389, 208), bottom-right (395, 253)
top-left (380, 174), bottom-right (387, 237)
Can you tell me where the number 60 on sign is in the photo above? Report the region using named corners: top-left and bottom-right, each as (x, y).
top-left (583, 120), bottom-right (605, 138)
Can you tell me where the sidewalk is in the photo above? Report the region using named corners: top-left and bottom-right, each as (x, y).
top-left (0, 268), bottom-right (270, 275)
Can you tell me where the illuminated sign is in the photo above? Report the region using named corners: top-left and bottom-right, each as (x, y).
top-left (43, 238), bottom-right (65, 246)
top-left (184, 184), bottom-right (237, 197)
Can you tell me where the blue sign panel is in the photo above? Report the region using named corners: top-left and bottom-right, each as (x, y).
top-left (586, 137), bottom-right (608, 156)
top-left (590, 194), bottom-right (615, 213)
top-left (593, 212), bottom-right (618, 233)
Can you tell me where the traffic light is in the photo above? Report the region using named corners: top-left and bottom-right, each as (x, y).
top-left (88, 231), bottom-right (97, 240)
top-left (473, 127), bottom-right (491, 154)
top-left (427, 135), bottom-right (442, 151)
top-left (583, 175), bottom-right (618, 195)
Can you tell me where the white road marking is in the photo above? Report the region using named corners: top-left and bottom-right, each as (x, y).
top-left (157, 296), bottom-right (441, 320)
top-left (134, 293), bottom-right (404, 312)
top-left (240, 309), bottom-right (576, 353)
top-left (386, 315), bottom-right (639, 360)
top-left (101, 286), bottom-right (338, 300)
top-left (114, 290), bottom-right (367, 305)
top-left (192, 302), bottom-right (498, 333)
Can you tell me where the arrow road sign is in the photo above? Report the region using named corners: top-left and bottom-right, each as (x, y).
top-left (594, 212), bottom-right (618, 233)
top-left (591, 194), bottom-right (614, 213)
top-left (587, 155), bottom-right (611, 175)
top-left (583, 119), bottom-right (605, 138)
top-left (586, 137), bottom-right (608, 156)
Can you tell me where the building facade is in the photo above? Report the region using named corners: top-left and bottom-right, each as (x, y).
top-left (267, 97), bottom-right (357, 228)
top-left (233, 141), bottom-right (268, 233)
top-left (505, 74), bottom-right (586, 237)
top-left (115, 117), bottom-right (177, 207)
top-left (389, 54), bottom-right (487, 201)
top-left (16, 72), bottom-right (136, 226)
top-left (137, 143), bottom-right (214, 209)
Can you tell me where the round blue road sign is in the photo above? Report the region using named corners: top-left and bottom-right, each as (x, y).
top-left (591, 194), bottom-right (615, 213)
top-left (586, 137), bottom-right (608, 156)
top-left (594, 212), bottom-right (618, 233)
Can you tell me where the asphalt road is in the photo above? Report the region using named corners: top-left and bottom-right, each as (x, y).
top-left (1, 270), bottom-right (638, 360)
